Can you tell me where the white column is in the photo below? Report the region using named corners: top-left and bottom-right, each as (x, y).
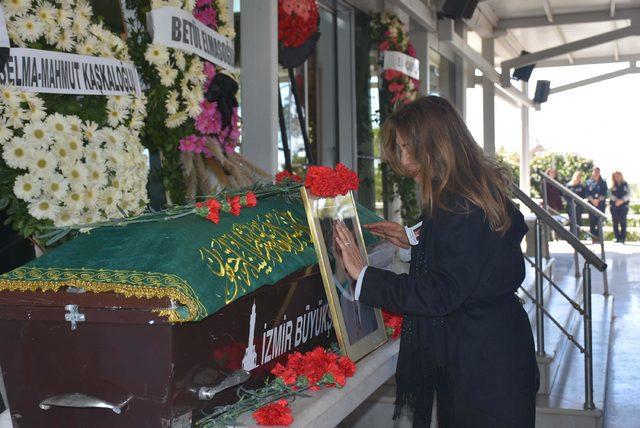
top-left (520, 81), bottom-right (531, 194)
top-left (240, 0), bottom-right (278, 177)
top-left (482, 37), bottom-right (495, 156)
top-left (410, 28), bottom-right (429, 96)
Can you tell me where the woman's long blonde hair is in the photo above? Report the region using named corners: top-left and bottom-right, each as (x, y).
top-left (571, 171), bottom-right (583, 186)
top-left (381, 96), bottom-right (513, 235)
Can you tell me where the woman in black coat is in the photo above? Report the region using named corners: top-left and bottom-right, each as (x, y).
top-left (335, 96), bottom-right (538, 427)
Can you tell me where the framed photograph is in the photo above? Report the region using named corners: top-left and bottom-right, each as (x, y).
top-left (301, 188), bottom-right (387, 361)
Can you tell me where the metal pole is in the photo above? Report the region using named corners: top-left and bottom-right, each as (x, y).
top-left (541, 178), bottom-right (550, 259)
top-left (582, 263), bottom-right (595, 410)
top-left (277, 87), bottom-right (292, 172)
top-left (568, 199), bottom-right (581, 278)
top-left (598, 216), bottom-right (609, 295)
top-left (534, 219), bottom-right (546, 356)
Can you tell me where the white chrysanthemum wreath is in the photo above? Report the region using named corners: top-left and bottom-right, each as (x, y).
top-left (0, 0), bottom-right (149, 238)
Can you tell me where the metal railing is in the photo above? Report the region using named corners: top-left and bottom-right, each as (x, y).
top-left (512, 184), bottom-right (607, 411)
top-left (539, 170), bottom-right (609, 295)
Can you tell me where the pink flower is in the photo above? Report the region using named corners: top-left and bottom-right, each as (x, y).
top-left (204, 62), bottom-right (216, 86)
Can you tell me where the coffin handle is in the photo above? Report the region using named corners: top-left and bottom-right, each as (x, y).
top-left (198, 370), bottom-right (250, 400)
top-left (39, 393), bottom-right (132, 414)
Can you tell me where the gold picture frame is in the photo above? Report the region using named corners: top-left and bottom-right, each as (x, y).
top-left (301, 188), bottom-right (387, 361)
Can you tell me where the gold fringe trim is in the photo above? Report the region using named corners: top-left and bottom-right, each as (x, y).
top-left (0, 267), bottom-right (207, 323)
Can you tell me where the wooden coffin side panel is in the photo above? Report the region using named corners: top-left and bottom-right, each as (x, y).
top-left (0, 320), bottom-right (175, 428)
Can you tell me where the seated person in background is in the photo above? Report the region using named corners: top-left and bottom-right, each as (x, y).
top-left (544, 168), bottom-right (563, 213)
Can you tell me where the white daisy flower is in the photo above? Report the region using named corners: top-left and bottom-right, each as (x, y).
top-left (86, 164), bottom-right (108, 187)
top-left (107, 95), bottom-right (132, 111)
top-left (31, 150), bottom-right (58, 177)
top-left (185, 97), bottom-right (202, 118)
top-left (22, 121), bottom-right (51, 147)
top-left (61, 161), bottom-right (88, 185)
top-left (76, 37), bottom-right (99, 56)
top-left (43, 24), bottom-right (60, 45)
top-left (6, 106), bottom-right (26, 129)
top-left (53, 207), bottom-right (77, 227)
top-left (165, 90), bottom-right (179, 114)
top-left (83, 142), bottom-right (103, 164)
top-left (28, 198), bottom-right (58, 221)
top-left (82, 121), bottom-right (99, 142)
top-left (13, 174), bottom-right (42, 201)
top-left (76, 0), bottom-right (93, 20)
top-left (36, 2), bottom-right (57, 24)
top-left (55, 7), bottom-right (72, 29)
top-left (99, 187), bottom-right (122, 217)
top-left (0, 119), bottom-right (14, 142)
top-left (0, 86), bottom-right (21, 107)
top-left (55, 30), bottom-right (75, 52)
top-left (84, 185), bottom-right (99, 210)
top-left (62, 116), bottom-right (82, 135)
top-left (2, 137), bottom-right (31, 169)
top-left (46, 113), bottom-right (69, 136)
top-left (15, 15), bottom-right (45, 43)
top-left (158, 64), bottom-right (178, 87)
top-left (63, 135), bottom-right (84, 159)
top-left (80, 209), bottom-right (98, 226)
top-left (144, 44), bottom-right (170, 66)
top-left (4, 0), bottom-right (30, 17)
top-left (42, 173), bottom-right (69, 200)
top-left (131, 94), bottom-right (147, 116)
top-left (129, 113), bottom-right (145, 131)
top-left (26, 98), bottom-right (47, 122)
top-left (165, 111), bottom-right (188, 128)
top-left (186, 60), bottom-right (205, 84)
top-left (51, 141), bottom-right (72, 163)
top-left (107, 107), bottom-right (129, 127)
top-left (103, 129), bottom-right (125, 146)
top-left (174, 50), bottom-right (187, 71)
top-left (63, 188), bottom-right (85, 211)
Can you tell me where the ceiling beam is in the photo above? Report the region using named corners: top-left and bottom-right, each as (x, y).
top-left (500, 25), bottom-right (640, 86)
top-left (542, 0), bottom-right (554, 23)
top-left (496, 7), bottom-right (640, 29)
top-left (438, 19), bottom-right (535, 108)
top-left (550, 65), bottom-right (639, 94)
top-left (611, 0), bottom-right (617, 17)
top-left (536, 53), bottom-right (640, 67)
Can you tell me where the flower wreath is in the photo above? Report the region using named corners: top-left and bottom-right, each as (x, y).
top-left (372, 12), bottom-right (420, 107)
top-left (0, 0), bottom-right (148, 239)
top-left (278, 0), bottom-right (320, 68)
top-left (127, 0), bottom-right (239, 205)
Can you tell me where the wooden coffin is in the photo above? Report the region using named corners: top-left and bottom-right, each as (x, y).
top-left (0, 265), bottom-right (335, 427)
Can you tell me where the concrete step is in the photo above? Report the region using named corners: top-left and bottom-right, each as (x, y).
top-left (536, 294), bottom-right (614, 428)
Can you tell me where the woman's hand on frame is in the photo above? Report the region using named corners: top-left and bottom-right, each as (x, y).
top-left (334, 221), bottom-right (366, 280)
top-left (364, 221), bottom-right (412, 249)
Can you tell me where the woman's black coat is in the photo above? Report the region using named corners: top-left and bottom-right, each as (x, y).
top-left (360, 200), bottom-right (539, 427)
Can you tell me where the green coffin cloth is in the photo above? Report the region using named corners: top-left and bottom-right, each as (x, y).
top-left (0, 194), bottom-right (382, 322)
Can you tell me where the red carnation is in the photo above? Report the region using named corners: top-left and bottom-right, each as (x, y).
top-left (337, 355), bottom-right (356, 377)
top-left (304, 165), bottom-right (336, 197)
top-left (206, 198), bottom-right (221, 210)
top-left (244, 191), bottom-right (258, 207)
top-left (206, 208), bottom-right (220, 224)
top-left (382, 310), bottom-right (403, 340)
top-left (271, 362), bottom-right (297, 386)
top-left (335, 163), bottom-right (359, 193)
top-left (275, 170), bottom-right (302, 184)
top-left (226, 195), bottom-right (242, 216)
top-left (252, 399), bottom-right (293, 426)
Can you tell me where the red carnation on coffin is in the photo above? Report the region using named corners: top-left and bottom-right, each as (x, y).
top-left (275, 170), bottom-right (303, 184)
top-left (244, 191), bottom-right (258, 207)
top-left (226, 195), bottom-right (242, 216)
top-left (252, 399), bottom-right (294, 426)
